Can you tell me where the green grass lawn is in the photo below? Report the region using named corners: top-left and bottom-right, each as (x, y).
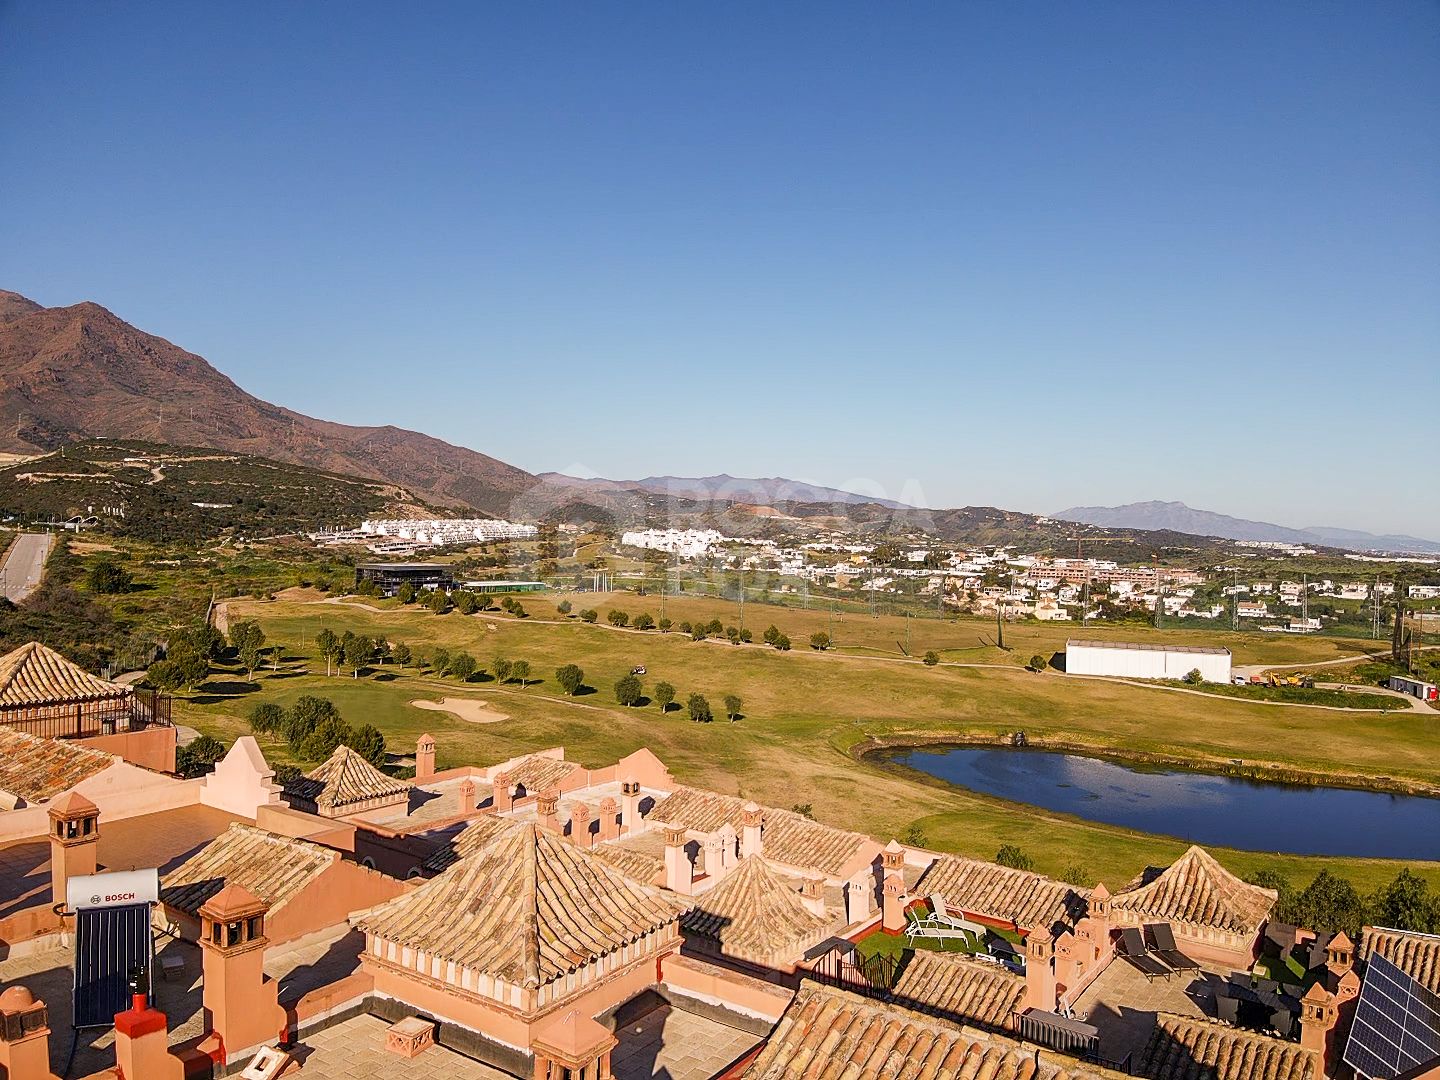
top-left (173, 593), bottom-right (1440, 897)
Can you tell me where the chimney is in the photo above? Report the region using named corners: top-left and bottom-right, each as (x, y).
top-left (715, 824), bottom-right (738, 873)
top-left (47, 791), bottom-right (99, 907)
top-left (1325, 931), bottom-right (1354, 975)
top-left (415, 734), bottom-right (436, 781)
top-left (1299, 982), bottom-right (1339, 1065)
top-left (569, 802), bottom-right (592, 848)
top-left (1088, 881), bottom-right (1112, 943)
top-left (114, 995), bottom-right (185, 1079)
top-left (536, 791), bottom-right (561, 833)
top-left (845, 874), bottom-right (874, 924)
top-left (492, 771), bottom-right (514, 812)
top-left (703, 834), bottom-right (728, 883)
top-left (598, 797), bottom-right (620, 841)
top-left (1024, 928), bottom-right (1057, 1011)
top-left (458, 778), bottom-right (476, 816)
top-left (197, 885), bottom-right (287, 1067)
top-left (663, 827), bottom-right (692, 895)
top-left (800, 870), bottom-right (827, 917)
top-left (740, 801), bottom-right (763, 858)
top-left (882, 839), bottom-right (905, 873)
top-left (881, 871), bottom-right (906, 933)
top-left (0, 985), bottom-right (54, 1080)
top-left (620, 779), bottom-right (643, 834)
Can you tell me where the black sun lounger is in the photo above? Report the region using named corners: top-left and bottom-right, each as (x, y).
top-left (1119, 927), bottom-right (1172, 981)
top-left (1146, 923), bottom-right (1201, 972)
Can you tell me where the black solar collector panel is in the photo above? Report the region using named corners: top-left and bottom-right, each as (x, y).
top-left (1342, 953), bottom-right (1440, 1079)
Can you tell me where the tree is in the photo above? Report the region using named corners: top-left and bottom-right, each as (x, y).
top-left (343, 634), bottom-right (373, 678)
top-left (658, 617), bottom-right (673, 633)
top-left (579, 609), bottom-right (598, 623)
top-left (238, 634), bottom-right (266, 679)
top-left (284, 695), bottom-right (342, 752)
top-left (739, 628), bottom-right (752, 643)
top-left (653, 681), bottom-right (676, 712)
top-left (431, 647), bottom-right (451, 675)
top-left (493, 657), bottom-right (512, 684)
top-left (995, 845), bottom-right (1034, 872)
top-left (556, 664), bottom-right (585, 696)
top-left (678, 621), bottom-right (693, 635)
top-left (316, 628), bottom-right (340, 677)
top-left (1061, 864), bottom-right (1093, 888)
top-left (615, 673), bottom-right (643, 707)
top-left (347, 724), bottom-right (387, 767)
top-left (510, 601), bottom-right (527, 619)
top-left (923, 651), bottom-right (940, 666)
top-left (248, 702), bottom-right (285, 735)
top-left (302, 714), bottom-right (353, 761)
top-left (726, 626), bottom-right (740, 644)
top-left (687, 693), bottom-right (713, 723)
top-left (1182, 667), bottom-right (1204, 685)
top-left (176, 734), bottom-right (226, 778)
top-left (392, 642), bottom-right (413, 666)
top-left (427, 589), bottom-right (452, 615)
top-left (149, 644), bottom-right (209, 691)
top-left (1030, 654), bottom-right (1048, 672)
top-left (511, 659), bottom-right (531, 688)
top-left (723, 694), bottom-right (742, 721)
top-left (1291, 869), bottom-right (1368, 936)
top-left (633, 613), bottom-right (655, 631)
top-left (87, 559), bottom-right (133, 595)
top-left (706, 619), bottom-right (724, 636)
top-left (774, 634), bottom-right (791, 651)
top-left (1370, 869), bottom-right (1438, 934)
top-left (690, 624), bottom-right (707, 641)
top-left (448, 652), bottom-right (477, 681)
top-left (901, 823), bottom-right (927, 847)
top-left (810, 632), bottom-right (831, 651)
top-left (791, 803), bottom-right (815, 819)
top-left (763, 625), bottom-right (780, 646)
top-left (607, 609), bottom-right (630, 627)
top-left (556, 600), bottom-right (573, 615)
top-left (396, 582), bottom-right (418, 604)
top-left (456, 590), bottom-right (480, 615)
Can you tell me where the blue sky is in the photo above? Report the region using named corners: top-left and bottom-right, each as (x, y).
top-left (2, 3), bottom-right (1437, 537)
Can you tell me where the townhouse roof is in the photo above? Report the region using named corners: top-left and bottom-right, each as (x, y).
top-left (420, 813), bottom-right (517, 872)
top-left (0, 728), bottom-right (113, 803)
top-left (889, 951), bottom-right (1026, 1031)
top-left (588, 841), bottom-right (664, 885)
top-left (352, 823), bottom-right (685, 988)
top-left (160, 823), bottom-right (337, 918)
top-left (284, 745), bottom-right (411, 815)
top-left (742, 983), bottom-right (1111, 1080)
top-left (1066, 640), bottom-right (1230, 656)
top-left (1135, 1013), bottom-right (1317, 1080)
top-left (915, 854), bottom-right (1091, 932)
top-left (500, 754), bottom-right (581, 795)
top-left (647, 786), bottom-right (872, 877)
top-left (1360, 925), bottom-right (1440, 995)
top-left (681, 855), bottom-right (833, 965)
top-left (0, 641), bottom-right (132, 707)
top-left (1112, 846), bottom-right (1276, 936)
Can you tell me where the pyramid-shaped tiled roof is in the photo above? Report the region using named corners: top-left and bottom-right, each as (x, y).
top-left (1113, 846), bottom-right (1277, 936)
top-left (420, 812), bottom-right (518, 872)
top-left (0, 642), bottom-right (130, 707)
top-left (161, 823), bottom-right (338, 917)
top-left (682, 855), bottom-right (833, 965)
top-left (1137, 1012), bottom-right (1317, 1080)
top-left (0, 727), bottom-right (113, 802)
top-left (284, 745), bottom-right (410, 815)
top-left (890, 951), bottom-right (1026, 1031)
top-left (353, 823), bottom-right (685, 988)
top-left (916, 854), bottom-right (1090, 933)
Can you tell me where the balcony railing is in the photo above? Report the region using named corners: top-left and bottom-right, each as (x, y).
top-left (0, 689), bottom-right (172, 741)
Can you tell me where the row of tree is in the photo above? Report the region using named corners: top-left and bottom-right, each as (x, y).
top-left (247, 695), bottom-right (387, 765)
top-left (548, 662), bottom-right (742, 720)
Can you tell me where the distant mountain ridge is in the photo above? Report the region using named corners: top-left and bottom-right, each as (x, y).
top-left (537, 471), bottom-right (914, 510)
top-left (0, 290), bottom-right (535, 513)
top-left (1053, 501), bottom-right (1440, 555)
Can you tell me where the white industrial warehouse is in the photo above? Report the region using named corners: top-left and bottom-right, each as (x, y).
top-left (1064, 639), bottom-right (1233, 683)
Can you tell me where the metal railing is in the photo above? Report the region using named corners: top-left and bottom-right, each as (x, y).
top-left (0, 690), bottom-right (172, 741)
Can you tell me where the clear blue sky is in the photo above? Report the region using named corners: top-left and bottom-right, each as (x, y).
top-left (2, 3), bottom-right (1437, 537)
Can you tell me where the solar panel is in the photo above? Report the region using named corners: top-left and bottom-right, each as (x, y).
top-left (1343, 952), bottom-right (1440, 1079)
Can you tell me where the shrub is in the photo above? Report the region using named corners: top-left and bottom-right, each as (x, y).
top-left (658, 617), bottom-right (673, 633)
top-left (87, 559), bottom-right (134, 595)
top-left (556, 600), bottom-right (572, 615)
top-left (995, 845), bottom-right (1034, 872)
top-left (176, 734), bottom-right (226, 778)
top-left (1030, 654), bottom-right (1048, 672)
top-left (678, 621), bottom-right (692, 635)
top-left (901, 823), bottom-right (927, 847)
top-left (690, 624), bottom-right (707, 641)
top-left (791, 803), bottom-right (814, 819)
top-left (810, 632), bottom-right (831, 651)
top-left (632, 613), bottom-right (655, 631)
top-left (607, 610), bottom-right (630, 627)
top-left (1182, 667), bottom-right (1204, 685)
top-left (556, 664), bottom-right (585, 696)
top-left (579, 609), bottom-right (598, 623)
top-left (922, 650), bottom-right (939, 666)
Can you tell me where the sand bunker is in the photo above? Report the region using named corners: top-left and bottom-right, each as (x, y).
top-left (411, 697), bottom-right (509, 724)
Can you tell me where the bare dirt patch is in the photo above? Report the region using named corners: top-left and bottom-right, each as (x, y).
top-left (411, 696), bottom-right (509, 724)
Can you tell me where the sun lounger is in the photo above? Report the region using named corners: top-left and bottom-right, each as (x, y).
top-left (1118, 927), bottom-right (1171, 982)
top-left (1146, 923), bottom-right (1201, 972)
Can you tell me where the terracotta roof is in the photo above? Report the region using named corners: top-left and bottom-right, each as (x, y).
top-left (420, 814), bottom-right (518, 872)
top-left (589, 842), bottom-right (664, 885)
top-left (160, 823), bottom-right (337, 918)
top-left (916, 854), bottom-right (1090, 932)
top-left (743, 983), bottom-right (1110, 1079)
top-left (504, 754), bottom-right (581, 794)
top-left (353, 823), bottom-right (685, 987)
top-left (0, 641), bottom-right (131, 707)
top-left (1112, 846), bottom-right (1276, 936)
top-left (682, 856), bottom-right (833, 965)
top-left (890, 951), bottom-right (1026, 1031)
top-left (1135, 1013), bottom-right (1317, 1080)
top-left (0, 728), bottom-right (113, 802)
top-left (285, 745), bottom-right (410, 815)
top-left (648, 786), bottom-right (872, 877)
top-left (1361, 926), bottom-right (1440, 995)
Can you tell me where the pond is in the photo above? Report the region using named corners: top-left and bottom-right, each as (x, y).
top-left (887, 745), bottom-right (1440, 860)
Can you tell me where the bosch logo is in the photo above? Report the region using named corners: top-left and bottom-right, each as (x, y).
top-left (90, 895), bottom-right (101, 905)
top-left (104, 892), bottom-right (137, 903)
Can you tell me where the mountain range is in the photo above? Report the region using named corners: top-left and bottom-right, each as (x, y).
top-left (1053, 501), bottom-right (1440, 555)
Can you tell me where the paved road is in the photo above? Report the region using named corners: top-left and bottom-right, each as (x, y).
top-left (0, 531), bottom-right (54, 603)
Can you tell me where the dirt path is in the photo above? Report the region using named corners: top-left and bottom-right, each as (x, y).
top-left (411, 697), bottom-right (510, 724)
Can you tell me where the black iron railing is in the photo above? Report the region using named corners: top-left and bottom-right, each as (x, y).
top-left (0, 690), bottom-right (172, 741)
